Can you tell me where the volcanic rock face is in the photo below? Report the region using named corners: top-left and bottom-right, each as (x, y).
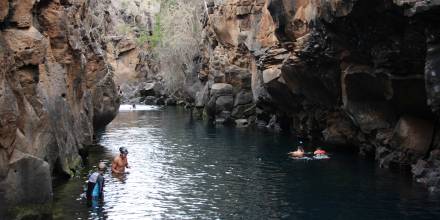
top-left (196, 0), bottom-right (440, 190)
top-left (0, 0), bottom-right (119, 212)
top-left (105, 0), bottom-right (163, 104)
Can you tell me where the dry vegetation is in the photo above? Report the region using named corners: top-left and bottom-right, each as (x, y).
top-left (150, 0), bottom-right (204, 94)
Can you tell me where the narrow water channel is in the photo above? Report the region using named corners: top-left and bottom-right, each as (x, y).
top-left (53, 105), bottom-right (440, 219)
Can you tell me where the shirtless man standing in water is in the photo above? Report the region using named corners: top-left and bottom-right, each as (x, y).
top-left (112, 147), bottom-right (130, 174)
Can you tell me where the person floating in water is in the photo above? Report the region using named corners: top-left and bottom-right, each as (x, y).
top-left (288, 146), bottom-right (305, 158)
top-left (314, 147), bottom-right (327, 156)
top-left (86, 162), bottom-right (106, 206)
top-left (112, 147), bottom-right (130, 174)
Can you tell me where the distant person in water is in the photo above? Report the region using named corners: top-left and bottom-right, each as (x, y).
top-left (314, 147), bottom-right (327, 156)
top-left (86, 162), bottom-right (106, 206)
top-left (132, 103), bottom-right (136, 109)
top-left (112, 147), bottom-right (130, 174)
top-left (288, 146), bottom-right (304, 158)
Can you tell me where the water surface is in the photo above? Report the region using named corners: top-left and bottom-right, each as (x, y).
top-left (53, 105), bottom-right (440, 219)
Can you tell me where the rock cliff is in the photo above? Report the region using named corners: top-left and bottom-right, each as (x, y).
top-left (194, 0), bottom-right (440, 191)
top-left (0, 0), bottom-right (120, 214)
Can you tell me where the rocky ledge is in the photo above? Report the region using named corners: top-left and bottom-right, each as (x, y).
top-left (189, 0), bottom-right (440, 191)
top-left (0, 0), bottom-right (119, 215)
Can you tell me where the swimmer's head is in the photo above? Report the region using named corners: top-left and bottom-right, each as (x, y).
top-left (98, 162), bottom-right (106, 171)
top-left (119, 147), bottom-right (128, 156)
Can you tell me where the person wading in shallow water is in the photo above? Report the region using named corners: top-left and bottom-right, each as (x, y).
top-left (112, 147), bottom-right (130, 174)
top-left (86, 162), bottom-right (106, 206)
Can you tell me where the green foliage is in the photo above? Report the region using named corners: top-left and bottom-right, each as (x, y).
top-left (136, 31), bottom-right (150, 46)
top-left (151, 14), bottom-right (163, 46)
top-left (140, 13), bottom-right (163, 48)
top-left (147, 0), bottom-right (203, 94)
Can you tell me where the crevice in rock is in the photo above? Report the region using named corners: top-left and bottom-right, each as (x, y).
top-left (52, 157), bottom-right (70, 181)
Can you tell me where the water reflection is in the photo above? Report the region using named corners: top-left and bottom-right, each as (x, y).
top-left (52, 106), bottom-right (440, 219)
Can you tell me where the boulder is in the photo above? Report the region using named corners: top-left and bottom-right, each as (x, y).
top-left (215, 96), bottom-right (234, 113)
top-left (232, 103), bottom-right (255, 119)
top-left (322, 112), bottom-right (357, 145)
top-left (234, 90), bottom-right (253, 106)
top-left (165, 98), bottom-right (177, 106)
top-left (412, 150), bottom-right (440, 192)
top-left (380, 116), bottom-right (435, 168)
top-left (216, 111), bottom-right (235, 126)
top-left (155, 97), bottom-right (165, 105)
top-left (412, 159), bottom-right (428, 177)
top-left (205, 96), bottom-right (217, 120)
top-left (225, 65), bottom-right (251, 89)
top-left (391, 116), bottom-right (434, 160)
top-left (345, 101), bottom-right (396, 133)
top-left (225, 65), bottom-right (250, 77)
top-left (235, 119), bottom-right (249, 127)
top-left (3, 151), bottom-right (52, 205)
top-left (262, 67), bottom-right (282, 84)
top-left (139, 82), bottom-right (156, 97)
top-left (211, 83), bottom-right (233, 97)
top-left (393, 0), bottom-right (440, 16)
top-left (144, 96), bottom-right (156, 105)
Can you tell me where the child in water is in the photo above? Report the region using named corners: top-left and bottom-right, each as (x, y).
top-left (86, 162), bottom-right (106, 206)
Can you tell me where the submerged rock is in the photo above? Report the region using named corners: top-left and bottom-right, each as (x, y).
top-left (235, 119), bottom-right (249, 127)
top-left (165, 98), bottom-right (177, 106)
top-left (144, 96), bottom-right (156, 105)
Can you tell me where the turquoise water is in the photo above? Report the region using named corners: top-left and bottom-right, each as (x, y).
top-left (53, 106), bottom-right (440, 219)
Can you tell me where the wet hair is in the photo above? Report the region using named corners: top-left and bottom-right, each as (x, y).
top-left (298, 146), bottom-right (304, 151)
top-left (119, 147), bottom-right (128, 155)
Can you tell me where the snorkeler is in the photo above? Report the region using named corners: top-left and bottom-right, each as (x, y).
top-left (314, 147), bottom-right (327, 156)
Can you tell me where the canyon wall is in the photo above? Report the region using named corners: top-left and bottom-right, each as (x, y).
top-left (0, 0), bottom-right (120, 213)
top-left (194, 0), bottom-right (440, 191)
top-left (103, 0), bottom-right (162, 104)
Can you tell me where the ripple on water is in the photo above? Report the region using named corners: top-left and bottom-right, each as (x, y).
top-left (52, 106), bottom-right (440, 220)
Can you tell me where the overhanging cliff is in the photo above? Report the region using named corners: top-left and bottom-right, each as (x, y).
top-left (194, 0), bottom-right (440, 191)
